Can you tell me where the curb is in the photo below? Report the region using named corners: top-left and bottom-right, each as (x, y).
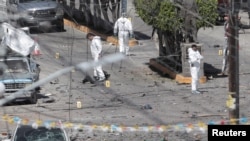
top-left (175, 74), bottom-right (207, 84)
top-left (63, 19), bottom-right (138, 47)
top-left (149, 58), bottom-right (207, 84)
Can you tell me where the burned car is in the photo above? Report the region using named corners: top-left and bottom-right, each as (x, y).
top-left (0, 23), bottom-right (40, 104)
top-left (0, 52), bottom-right (40, 104)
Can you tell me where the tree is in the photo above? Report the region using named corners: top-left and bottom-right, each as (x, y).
top-left (134, 0), bottom-right (218, 41)
top-left (134, 0), bottom-right (218, 73)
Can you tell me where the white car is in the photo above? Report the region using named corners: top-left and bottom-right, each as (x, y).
top-left (7, 124), bottom-right (71, 141)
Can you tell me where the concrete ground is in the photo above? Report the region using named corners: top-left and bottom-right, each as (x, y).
top-left (64, 10), bottom-right (250, 140)
top-left (1, 8), bottom-right (250, 141)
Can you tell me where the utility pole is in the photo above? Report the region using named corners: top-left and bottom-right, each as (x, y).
top-left (228, 0), bottom-right (240, 124)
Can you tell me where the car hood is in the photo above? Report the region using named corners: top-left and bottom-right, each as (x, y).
top-left (18, 1), bottom-right (58, 11)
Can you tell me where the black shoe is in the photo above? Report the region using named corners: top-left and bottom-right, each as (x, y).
top-left (103, 71), bottom-right (110, 80)
top-left (82, 78), bottom-right (89, 84)
top-left (83, 75), bottom-right (95, 84)
top-left (105, 74), bottom-right (110, 80)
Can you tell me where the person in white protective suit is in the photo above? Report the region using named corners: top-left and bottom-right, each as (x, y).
top-left (188, 44), bottom-right (203, 94)
top-left (218, 15), bottom-right (229, 76)
top-left (86, 33), bottom-right (106, 82)
top-left (113, 13), bottom-right (133, 56)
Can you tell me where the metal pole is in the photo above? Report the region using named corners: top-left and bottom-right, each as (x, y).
top-left (228, 0), bottom-right (240, 124)
top-left (87, 38), bottom-right (89, 61)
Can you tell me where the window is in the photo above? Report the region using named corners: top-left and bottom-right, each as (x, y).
top-left (14, 125), bottom-right (68, 141)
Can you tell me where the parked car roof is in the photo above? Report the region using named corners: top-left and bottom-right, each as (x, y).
top-left (9, 124), bottom-right (71, 141)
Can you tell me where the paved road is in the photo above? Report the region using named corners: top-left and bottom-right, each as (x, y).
top-left (1, 10), bottom-right (250, 141)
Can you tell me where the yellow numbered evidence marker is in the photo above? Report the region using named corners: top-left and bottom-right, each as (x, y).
top-left (218, 49), bottom-right (223, 56)
top-left (105, 80), bottom-right (110, 88)
top-left (77, 101), bottom-right (82, 109)
top-left (55, 52), bottom-right (60, 59)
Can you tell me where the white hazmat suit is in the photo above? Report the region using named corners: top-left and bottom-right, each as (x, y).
top-left (114, 15), bottom-right (133, 55)
top-left (221, 18), bottom-right (229, 75)
top-left (90, 36), bottom-right (105, 81)
top-left (188, 46), bottom-right (203, 94)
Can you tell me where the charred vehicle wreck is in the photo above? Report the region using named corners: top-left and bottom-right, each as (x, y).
top-left (0, 23), bottom-right (40, 104)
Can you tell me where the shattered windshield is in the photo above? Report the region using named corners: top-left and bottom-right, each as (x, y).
top-left (4, 59), bottom-right (29, 73)
top-left (14, 125), bottom-right (67, 141)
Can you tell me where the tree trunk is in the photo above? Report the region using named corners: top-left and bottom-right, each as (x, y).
top-left (181, 0), bottom-right (197, 43)
top-left (158, 30), bottom-right (166, 57)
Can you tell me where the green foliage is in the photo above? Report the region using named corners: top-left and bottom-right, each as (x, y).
top-left (134, 0), bottom-right (218, 31)
top-left (155, 1), bottom-right (182, 31)
top-left (196, 0), bottom-right (219, 29)
top-left (133, 0), bottom-right (161, 25)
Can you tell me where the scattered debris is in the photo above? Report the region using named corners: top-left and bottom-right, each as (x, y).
top-left (50, 78), bottom-right (59, 84)
top-left (190, 114), bottom-right (225, 118)
top-left (42, 97), bottom-right (55, 103)
top-left (44, 93), bottom-right (52, 96)
top-left (140, 93), bottom-right (146, 97)
top-left (141, 104), bottom-right (152, 110)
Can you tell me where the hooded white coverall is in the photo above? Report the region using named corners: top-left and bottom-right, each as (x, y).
top-left (90, 36), bottom-right (105, 80)
top-left (114, 16), bottom-right (133, 55)
top-left (222, 20), bottom-right (229, 74)
top-left (188, 47), bottom-right (203, 92)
